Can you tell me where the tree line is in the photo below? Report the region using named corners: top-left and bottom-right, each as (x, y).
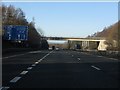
top-left (1, 4), bottom-right (49, 50)
top-left (88, 21), bottom-right (120, 51)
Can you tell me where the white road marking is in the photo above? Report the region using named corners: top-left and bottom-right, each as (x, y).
top-left (40, 59), bottom-right (43, 60)
top-left (2, 50), bottom-right (42, 59)
top-left (76, 51), bottom-right (119, 61)
top-left (50, 51), bottom-right (54, 53)
top-left (77, 58), bottom-right (81, 60)
top-left (85, 53), bottom-right (90, 55)
top-left (37, 51), bottom-right (53, 62)
top-left (28, 51), bottom-right (41, 53)
top-left (10, 77), bottom-right (21, 83)
top-left (0, 87), bottom-right (9, 90)
top-left (72, 55), bottom-right (74, 57)
top-left (96, 55), bottom-right (118, 61)
top-left (2, 53), bottom-right (28, 59)
top-left (20, 71), bottom-right (28, 75)
top-left (31, 51), bottom-right (53, 67)
top-left (109, 58), bottom-right (118, 60)
top-left (91, 65), bottom-right (101, 71)
top-left (27, 67), bottom-right (33, 70)
top-left (47, 53), bottom-right (50, 55)
top-left (31, 64), bottom-right (36, 67)
top-left (35, 62), bottom-right (39, 64)
top-left (38, 59), bottom-right (42, 62)
top-left (97, 56), bottom-right (103, 57)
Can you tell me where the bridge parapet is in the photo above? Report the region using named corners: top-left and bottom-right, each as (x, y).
top-left (42, 36), bottom-right (106, 41)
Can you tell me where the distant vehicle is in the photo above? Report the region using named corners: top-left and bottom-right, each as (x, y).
top-left (52, 46), bottom-right (55, 50)
top-left (56, 47), bottom-right (59, 51)
top-left (74, 44), bottom-right (81, 49)
top-left (49, 48), bottom-right (52, 50)
top-left (3, 25), bottom-right (28, 41)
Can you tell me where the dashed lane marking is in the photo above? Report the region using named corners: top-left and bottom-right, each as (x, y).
top-left (3, 51), bottom-right (54, 89)
top-left (38, 59), bottom-right (42, 62)
top-left (0, 87), bottom-right (9, 90)
top-left (97, 56), bottom-right (103, 57)
top-left (76, 51), bottom-right (119, 61)
top-left (10, 77), bottom-right (21, 83)
top-left (109, 58), bottom-right (118, 60)
top-left (31, 64), bottom-right (36, 67)
top-left (20, 71), bottom-right (28, 75)
top-left (31, 51), bottom-right (53, 67)
top-left (27, 67), bottom-right (33, 70)
top-left (77, 58), bottom-right (81, 60)
top-left (35, 62), bottom-right (39, 64)
top-left (96, 55), bottom-right (118, 61)
top-left (91, 65), bottom-right (101, 71)
top-left (36, 51), bottom-right (53, 63)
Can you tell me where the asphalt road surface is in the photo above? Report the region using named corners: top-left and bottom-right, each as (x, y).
top-left (2, 50), bottom-right (120, 89)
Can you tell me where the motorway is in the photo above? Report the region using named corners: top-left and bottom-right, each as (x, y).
top-left (2, 50), bottom-right (120, 89)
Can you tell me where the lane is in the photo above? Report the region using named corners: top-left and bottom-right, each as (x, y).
top-left (6, 50), bottom-right (119, 88)
top-left (71, 51), bottom-right (120, 80)
top-left (2, 50), bottom-right (42, 59)
top-left (2, 50), bottom-right (51, 87)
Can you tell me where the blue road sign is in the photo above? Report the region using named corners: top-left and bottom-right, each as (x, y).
top-left (3, 25), bottom-right (28, 41)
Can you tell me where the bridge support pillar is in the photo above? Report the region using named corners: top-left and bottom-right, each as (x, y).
top-left (82, 41), bottom-right (89, 50)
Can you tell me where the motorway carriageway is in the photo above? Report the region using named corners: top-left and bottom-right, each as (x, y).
top-left (1, 50), bottom-right (120, 89)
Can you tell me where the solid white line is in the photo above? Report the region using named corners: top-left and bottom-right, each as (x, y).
top-left (91, 65), bottom-right (101, 70)
top-left (2, 53), bottom-right (27, 59)
top-left (27, 67), bottom-right (33, 70)
top-left (10, 77), bottom-right (21, 83)
top-left (97, 56), bottom-right (103, 57)
top-left (109, 58), bottom-right (118, 60)
top-left (28, 51), bottom-right (41, 53)
top-left (2, 50), bottom-right (42, 59)
top-left (20, 71), bottom-right (28, 75)
top-left (2, 50), bottom-right (41, 59)
top-left (0, 87), bottom-right (10, 90)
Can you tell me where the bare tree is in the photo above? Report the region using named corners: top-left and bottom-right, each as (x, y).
top-left (37, 28), bottom-right (44, 36)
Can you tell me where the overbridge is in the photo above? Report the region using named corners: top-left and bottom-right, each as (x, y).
top-left (42, 37), bottom-right (109, 51)
top-left (42, 36), bottom-right (105, 40)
